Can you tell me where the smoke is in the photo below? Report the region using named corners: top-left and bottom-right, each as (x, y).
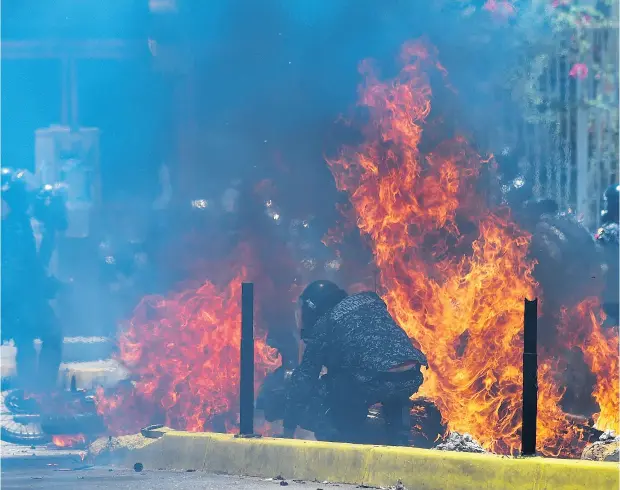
top-left (178, 2), bottom-right (553, 203)
top-left (119, 1), bottom-right (563, 314)
top-left (12, 2), bottom-right (560, 345)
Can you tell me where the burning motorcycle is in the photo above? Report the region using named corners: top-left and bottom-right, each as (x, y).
top-left (0, 378), bottom-right (105, 447)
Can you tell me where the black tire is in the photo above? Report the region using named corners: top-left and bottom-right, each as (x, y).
top-left (0, 388), bottom-right (49, 445)
top-left (0, 414), bottom-right (50, 446)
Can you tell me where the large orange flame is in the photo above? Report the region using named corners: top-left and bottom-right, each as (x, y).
top-left (326, 40), bottom-right (617, 456)
top-left (97, 246), bottom-right (281, 435)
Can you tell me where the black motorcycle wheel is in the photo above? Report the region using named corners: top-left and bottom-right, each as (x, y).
top-left (1, 390), bottom-right (49, 445)
top-left (0, 415), bottom-right (50, 446)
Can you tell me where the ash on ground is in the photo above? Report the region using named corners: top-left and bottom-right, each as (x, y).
top-left (581, 430), bottom-right (620, 462)
top-left (434, 432), bottom-right (487, 453)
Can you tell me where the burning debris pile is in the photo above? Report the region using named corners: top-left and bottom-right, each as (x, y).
top-left (96, 246), bottom-right (281, 435)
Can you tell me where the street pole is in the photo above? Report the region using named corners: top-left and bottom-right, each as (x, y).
top-left (239, 282), bottom-right (255, 436)
top-left (521, 298), bottom-right (538, 456)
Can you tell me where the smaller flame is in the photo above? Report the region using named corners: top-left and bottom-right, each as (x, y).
top-left (52, 434), bottom-right (86, 448)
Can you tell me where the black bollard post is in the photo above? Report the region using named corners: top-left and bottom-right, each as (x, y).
top-left (239, 282), bottom-right (255, 436)
top-left (521, 298), bottom-right (538, 456)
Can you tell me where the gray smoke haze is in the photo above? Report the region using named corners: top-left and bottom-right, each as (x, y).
top-left (177, 1), bottom-right (553, 203)
top-left (1, 0), bottom-right (558, 341)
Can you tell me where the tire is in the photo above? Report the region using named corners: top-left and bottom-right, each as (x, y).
top-left (0, 390), bottom-right (49, 445)
top-left (0, 415), bottom-right (50, 446)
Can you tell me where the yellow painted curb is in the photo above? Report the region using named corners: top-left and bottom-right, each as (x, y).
top-left (91, 431), bottom-right (619, 490)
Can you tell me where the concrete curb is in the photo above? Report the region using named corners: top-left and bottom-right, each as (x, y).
top-left (90, 431), bottom-right (620, 490)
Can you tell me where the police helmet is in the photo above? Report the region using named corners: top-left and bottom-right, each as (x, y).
top-left (297, 280), bottom-right (348, 339)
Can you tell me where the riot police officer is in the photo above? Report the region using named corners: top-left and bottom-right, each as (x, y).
top-left (596, 184), bottom-right (619, 326)
top-left (1, 167), bottom-right (67, 393)
top-left (282, 280), bottom-right (427, 445)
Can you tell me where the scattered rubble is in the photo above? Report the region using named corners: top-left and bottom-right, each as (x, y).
top-left (87, 433), bottom-right (157, 465)
top-left (434, 432), bottom-right (487, 453)
top-left (581, 430), bottom-right (620, 462)
top-left (379, 481), bottom-right (405, 490)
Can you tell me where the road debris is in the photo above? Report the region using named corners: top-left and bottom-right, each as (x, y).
top-left (581, 430), bottom-right (620, 462)
top-left (434, 432), bottom-right (487, 453)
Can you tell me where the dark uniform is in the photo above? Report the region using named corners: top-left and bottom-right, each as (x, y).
top-left (284, 281), bottom-right (427, 445)
top-left (595, 185), bottom-right (619, 325)
top-left (1, 168), bottom-right (66, 392)
top-left (511, 198), bottom-right (604, 316)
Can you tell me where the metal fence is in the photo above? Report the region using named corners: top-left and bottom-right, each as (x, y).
top-left (500, 1), bottom-right (619, 230)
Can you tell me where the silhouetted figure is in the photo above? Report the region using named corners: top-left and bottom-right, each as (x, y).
top-left (1, 168), bottom-right (66, 393)
top-left (283, 280), bottom-right (427, 445)
top-left (596, 184), bottom-right (619, 326)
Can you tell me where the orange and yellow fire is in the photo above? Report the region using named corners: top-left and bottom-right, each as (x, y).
top-left (52, 434), bottom-right (86, 448)
top-left (326, 40), bottom-right (618, 456)
top-left (96, 39), bottom-right (617, 458)
top-left (96, 246), bottom-right (281, 435)
top-left (559, 299), bottom-right (619, 433)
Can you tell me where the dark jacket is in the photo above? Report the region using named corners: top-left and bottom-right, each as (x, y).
top-left (596, 222), bottom-right (619, 316)
top-left (2, 212), bottom-right (43, 296)
top-left (284, 291), bottom-right (427, 430)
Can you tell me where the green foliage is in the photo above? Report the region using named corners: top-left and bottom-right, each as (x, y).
top-left (522, 1), bottom-right (616, 132)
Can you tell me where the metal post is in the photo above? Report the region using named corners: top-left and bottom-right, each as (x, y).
top-left (521, 298), bottom-right (538, 456)
top-left (239, 282), bottom-right (255, 435)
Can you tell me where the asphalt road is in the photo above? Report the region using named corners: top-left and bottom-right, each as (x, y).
top-left (1, 445), bottom-right (365, 490)
top-left (2, 466), bottom-right (365, 490)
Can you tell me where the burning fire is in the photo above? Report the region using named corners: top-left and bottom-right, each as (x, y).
top-left (97, 246), bottom-right (281, 435)
top-left (52, 434), bottom-right (86, 448)
top-left (326, 40), bottom-right (618, 455)
top-left (559, 299), bottom-right (619, 433)
top-left (92, 37), bottom-right (616, 457)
